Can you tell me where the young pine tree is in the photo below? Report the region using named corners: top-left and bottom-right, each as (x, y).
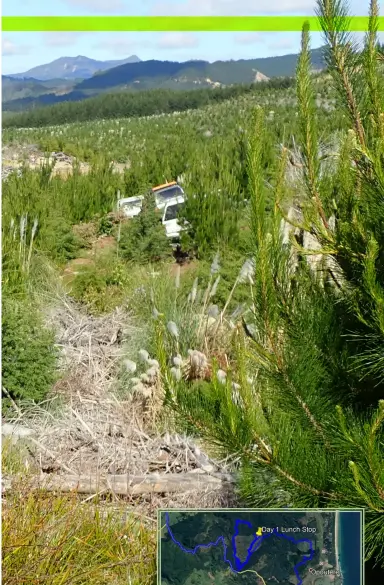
top-left (119, 192), bottom-right (172, 264)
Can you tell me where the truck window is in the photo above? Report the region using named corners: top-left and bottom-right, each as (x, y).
top-left (122, 198), bottom-right (141, 208)
top-left (164, 203), bottom-right (182, 221)
top-left (156, 186), bottom-right (183, 202)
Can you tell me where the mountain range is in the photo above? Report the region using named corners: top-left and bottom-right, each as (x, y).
top-left (7, 54), bottom-right (142, 81)
top-left (2, 47), bottom-right (326, 113)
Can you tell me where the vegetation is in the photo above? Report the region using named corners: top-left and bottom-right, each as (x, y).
top-left (2, 474), bottom-right (155, 585)
top-left (2, 76), bottom-right (73, 103)
top-left (119, 192), bottom-right (172, 263)
top-left (153, 1), bottom-right (384, 573)
top-left (73, 52), bottom-right (318, 91)
top-left (3, 79), bottom-right (295, 127)
top-left (2, 0), bottom-right (384, 582)
top-left (2, 298), bottom-right (58, 403)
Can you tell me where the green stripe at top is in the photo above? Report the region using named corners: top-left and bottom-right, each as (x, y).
top-left (2, 16), bottom-right (382, 32)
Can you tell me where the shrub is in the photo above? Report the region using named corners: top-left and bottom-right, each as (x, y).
top-left (39, 216), bottom-right (83, 262)
top-left (72, 221), bottom-right (98, 248)
top-left (2, 299), bottom-right (58, 403)
top-left (119, 192), bottom-right (172, 264)
top-left (97, 213), bottom-right (114, 236)
top-left (71, 259), bottom-right (129, 314)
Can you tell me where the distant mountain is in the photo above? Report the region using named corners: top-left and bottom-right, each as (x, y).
top-left (2, 75), bottom-right (77, 102)
top-left (8, 55), bottom-right (142, 81)
top-left (2, 47), bottom-right (326, 113)
top-left (75, 47), bottom-right (325, 92)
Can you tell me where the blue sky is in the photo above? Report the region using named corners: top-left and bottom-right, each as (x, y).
top-left (1, 0), bottom-right (376, 75)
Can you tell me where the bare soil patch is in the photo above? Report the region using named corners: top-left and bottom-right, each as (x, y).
top-left (63, 257), bottom-right (94, 277)
top-left (94, 235), bottom-right (117, 252)
top-left (2, 145), bottom-right (129, 181)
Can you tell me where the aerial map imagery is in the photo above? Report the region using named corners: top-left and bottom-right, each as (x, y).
top-left (158, 509), bottom-right (363, 585)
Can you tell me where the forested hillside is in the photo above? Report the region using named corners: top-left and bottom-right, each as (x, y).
top-left (3, 78), bottom-right (294, 128)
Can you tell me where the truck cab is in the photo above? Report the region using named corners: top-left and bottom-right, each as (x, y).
top-left (152, 182), bottom-right (184, 210)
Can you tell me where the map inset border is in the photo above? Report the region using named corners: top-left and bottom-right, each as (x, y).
top-left (158, 508), bottom-right (364, 585)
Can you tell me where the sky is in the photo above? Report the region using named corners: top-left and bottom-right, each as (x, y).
top-left (1, 0), bottom-right (377, 75)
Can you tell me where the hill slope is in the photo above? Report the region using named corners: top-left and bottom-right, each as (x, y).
top-left (2, 75), bottom-right (77, 102)
top-left (9, 55), bottom-right (142, 81)
top-left (76, 47), bottom-right (325, 91)
top-left (2, 78), bottom-right (295, 128)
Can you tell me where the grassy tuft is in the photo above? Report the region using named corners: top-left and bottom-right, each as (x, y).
top-left (2, 478), bottom-right (156, 585)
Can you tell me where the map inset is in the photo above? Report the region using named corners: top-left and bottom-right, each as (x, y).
top-left (159, 509), bottom-right (363, 585)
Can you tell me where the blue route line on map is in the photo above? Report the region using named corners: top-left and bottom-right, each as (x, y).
top-left (164, 512), bottom-right (314, 585)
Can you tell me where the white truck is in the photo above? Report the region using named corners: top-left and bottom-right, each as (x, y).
top-left (118, 181), bottom-right (187, 245)
top-left (118, 182), bottom-right (184, 218)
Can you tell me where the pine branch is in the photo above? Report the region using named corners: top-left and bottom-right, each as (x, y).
top-left (367, 400), bottom-right (384, 501)
top-left (363, 0), bottom-right (384, 137)
top-left (296, 21), bottom-right (329, 229)
top-left (316, 0), bottom-right (366, 149)
top-left (273, 464), bottom-right (338, 498)
top-left (247, 107), bottom-right (266, 246)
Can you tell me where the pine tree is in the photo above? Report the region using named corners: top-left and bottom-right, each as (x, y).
top-left (119, 191), bottom-right (172, 264)
top-left (156, 0), bottom-right (384, 575)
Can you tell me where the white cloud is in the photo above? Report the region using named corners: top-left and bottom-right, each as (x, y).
top-left (96, 37), bottom-right (149, 56)
top-left (151, 0), bottom-right (316, 16)
top-left (267, 37), bottom-right (296, 52)
top-left (233, 33), bottom-right (263, 45)
top-left (2, 38), bottom-right (29, 56)
top-left (233, 32), bottom-right (298, 52)
top-left (157, 33), bottom-right (199, 49)
top-left (63, 0), bottom-right (125, 13)
top-left (42, 33), bottom-right (83, 47)
top-left (92, 33), bottom-right (200, 58)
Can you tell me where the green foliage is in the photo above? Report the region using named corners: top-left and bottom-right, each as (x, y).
top-left (39, 216), bottom-right (83, 262)
top-left (3, 80), bottom-right (296, 129)
top-left (71, 259), bottom-right (129, 315)
top-left (97, 214), bottom-right (114, 236)
top-left (4, 80), bottom-right (292, 128)
top-left (2, 299), bottom-right (58, 402)
top-left (119, 193), bottom-right (172, 264)
top-left (2, 5), bottom-right (384, 574)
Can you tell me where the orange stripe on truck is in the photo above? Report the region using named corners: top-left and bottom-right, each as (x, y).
top-left (152, 181), bottom-right (177, 191)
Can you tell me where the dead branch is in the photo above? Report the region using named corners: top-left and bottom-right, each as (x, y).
top-left (2, 471), bottom-right (235, 496)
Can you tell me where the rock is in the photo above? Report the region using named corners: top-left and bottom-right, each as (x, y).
top-left (2, 423), bottom-right (35, 437)
top-left (2, 423), bottom-right (36, 444)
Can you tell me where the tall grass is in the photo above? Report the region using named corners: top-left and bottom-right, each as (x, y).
top-left (3, 483), bottom-right (156, 585)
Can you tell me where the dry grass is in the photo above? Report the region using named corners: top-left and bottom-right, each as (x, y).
top-left (2, 294), bottom-right (237, 585)
top-left (3, 297), bottom-right (223, 477)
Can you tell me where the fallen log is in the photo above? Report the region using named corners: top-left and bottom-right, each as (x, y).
top-left (2, 470), bottom-right (235, 496)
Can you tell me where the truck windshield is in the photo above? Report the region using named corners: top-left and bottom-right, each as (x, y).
top-left (155, 186), bottom-right (183, 202)
top-left (164, 203), bottom-right (183, 221)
